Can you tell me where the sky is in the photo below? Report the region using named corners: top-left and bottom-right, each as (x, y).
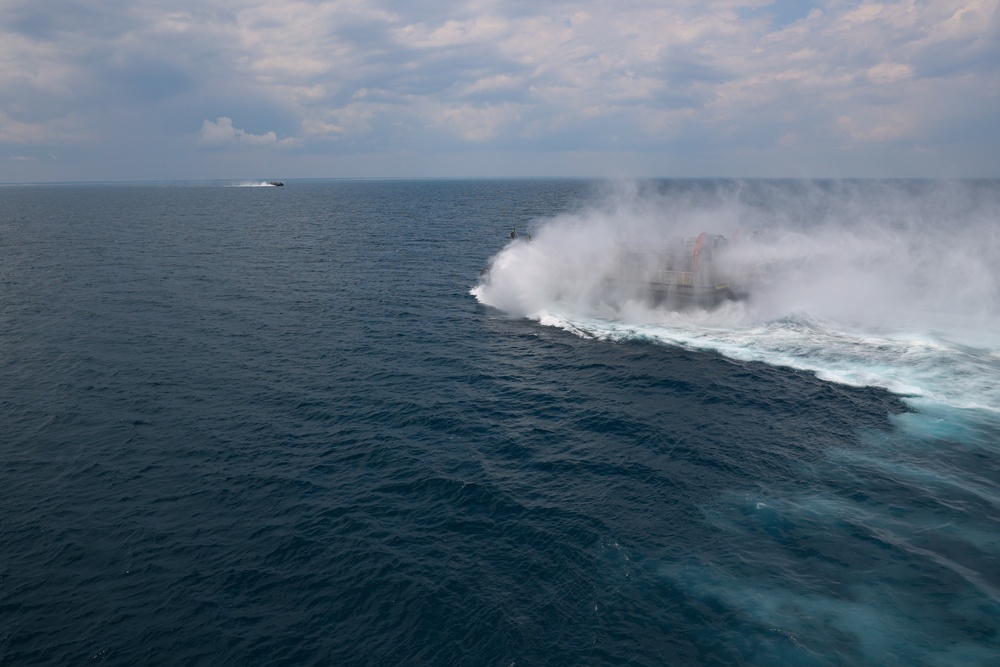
top-left (1, 0), bottom-right (998, 182)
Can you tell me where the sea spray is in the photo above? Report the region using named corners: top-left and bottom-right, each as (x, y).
top-left (473, 179), bottom-right (1000, 413)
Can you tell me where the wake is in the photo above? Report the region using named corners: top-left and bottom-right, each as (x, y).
top-left (473, 180), bottom-right (1000, 416)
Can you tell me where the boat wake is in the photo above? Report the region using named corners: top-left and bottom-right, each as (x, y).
top-left (229, 180), bottom-right (284, 187)
top-left (472, 180), bottom-right (1000, 419)
top-left (534, 309), bottom-right (1000, 415)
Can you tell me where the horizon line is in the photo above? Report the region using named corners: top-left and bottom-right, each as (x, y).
top-left (5, 175), bottom-right (1000, 187)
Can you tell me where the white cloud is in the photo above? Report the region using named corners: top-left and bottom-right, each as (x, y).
top-left (837, 112), bottom-right (916, 145)
top-left (867, 63), bottom-right (914, 84)
top-left (393, 16), bottom-right (510, 49)
top-left (300, 103), bottom-right (376, 139)
top-left (431, 103), bottom-right (523, 142)
top-left (457, 74), bottom-right (524, 98)
top-left (199, 116), bottom-right (299, 147)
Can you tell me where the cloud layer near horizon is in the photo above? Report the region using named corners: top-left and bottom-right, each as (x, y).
top-left (2, 0), bottom-right (998, 180)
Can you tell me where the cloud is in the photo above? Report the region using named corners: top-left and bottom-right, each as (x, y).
top-left (1, 0), bottom-right (998, 179)
top-left (198, 116), bottom-right (299, 148)
top-left (836, 112), bottom-right (916, 145)
top-left (866, 62), bottom-right (914, 85)
top-left (0, 109), bottom-right (90, 144)
top-left (431, 103), bottom-right (522, 142)
top-left (392, 15), bottom-right (510, 49)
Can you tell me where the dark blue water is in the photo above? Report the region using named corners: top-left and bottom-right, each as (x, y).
top-left (1, 180), bottom-right (998, 665)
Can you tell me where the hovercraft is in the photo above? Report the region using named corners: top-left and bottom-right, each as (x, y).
top-left (602, 232), bottom-right (750, 310)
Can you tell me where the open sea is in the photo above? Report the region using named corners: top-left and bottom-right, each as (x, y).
top-left (1, 179), bottom-right (998, 666)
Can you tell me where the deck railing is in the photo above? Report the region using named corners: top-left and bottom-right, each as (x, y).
top-left (652, 270), bottom-right (696, 286)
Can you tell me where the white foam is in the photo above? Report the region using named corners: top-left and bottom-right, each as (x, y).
top-left (473, 181), bottom-right (1000, 417)
top-left (527, 305), bottom-right (1000, 415)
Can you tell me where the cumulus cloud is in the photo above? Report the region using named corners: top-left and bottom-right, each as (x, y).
top-left (198, 116), bottom-right (299, 148)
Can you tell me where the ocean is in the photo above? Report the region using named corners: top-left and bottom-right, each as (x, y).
top-left (1, 179), bottom-right (998, 666)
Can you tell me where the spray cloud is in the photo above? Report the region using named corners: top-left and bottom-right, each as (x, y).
top-left (474, 180), bottom-right (1000, 343)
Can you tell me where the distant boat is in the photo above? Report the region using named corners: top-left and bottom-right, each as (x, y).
top-left (267, 181), bottom-right (284, 187)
